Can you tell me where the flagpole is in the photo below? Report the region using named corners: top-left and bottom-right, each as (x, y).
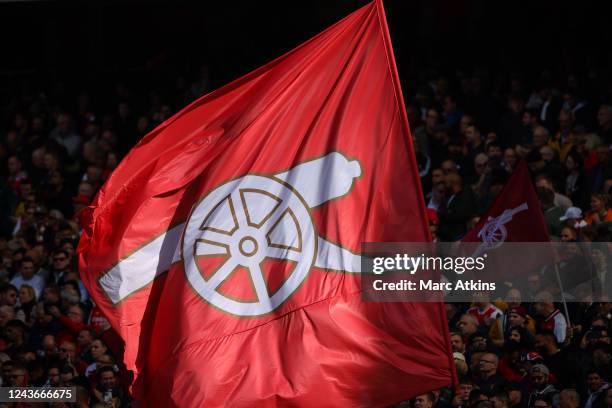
top-left (553, 263), bottom-right (572, 328)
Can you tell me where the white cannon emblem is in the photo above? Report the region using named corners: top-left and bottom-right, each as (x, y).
top-left (471, 203), bottom-right (528, 258)
top-left (99, 152), bottom-right (362, 316)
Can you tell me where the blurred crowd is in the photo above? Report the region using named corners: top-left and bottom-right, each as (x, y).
top-left (0, 72), bottom-right (204, 405)
top-left (1, 47), bottom-right (612, 407)
top-left (396, 70), bottom-right (612, 408)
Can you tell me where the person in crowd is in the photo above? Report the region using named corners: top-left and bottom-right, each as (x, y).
top-left (527, 364), bottom-right (558, 408)
top-left (564, 151), bottom-right (587, 208)
top-left (534, 292), bottom-right (568, 344)
top-left (537, 187), bottom-right (564, 237)
top-left (474, 353), bottom-right (507, 394)
top-left (536, 174), bottom-right (573, 212)
top-left (451, 331), bottom-right (467, 354)
top-left (585, 368), bottom-right (611, 408)
top-left (438, 173), bottom-right (476, 240)
top-left (534, 330), bottom-right (579, 389)
top-left (586, 193), bottom-right (612, 225)
top-left (92, 365), bottom-right (126, 407)
top-left (457, 314), bottom-right (480, 339)
top-left (9, 257), bottom-right (45, 299)
top-left (558, 389), bottom-right (580, 408)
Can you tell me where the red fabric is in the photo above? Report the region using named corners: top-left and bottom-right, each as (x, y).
top-left (78, 1), bottom-right (454, 406)
top-left (498, 357), bottom-right (525, 383)
top-left (467, 305), bottom-right (498, 324)
top-left (59, 315), bottom-right (88, 334)
top-left (461, 161), bottom-right (550, 281)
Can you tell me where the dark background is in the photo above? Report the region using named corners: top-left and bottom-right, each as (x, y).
top-left (1, 0), bottom-right (610, 112)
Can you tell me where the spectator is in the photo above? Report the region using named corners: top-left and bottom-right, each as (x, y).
top-left (452, 378), bottom-right (474, 408)
top-left (457, 314), bottom-right (480, 338)
top-left (413, 109), bottom-right (438, 157)
top-left (534, 330), bottom-right (579, 388)
top-left (468, 293), bottom-right (504, 326)
top-left (534, 291), bottom-right (568, 344)
top-left (537, 187), bottom-right (564, 237)
top-left (558, 389), bottom-right (580, 408)
top-left (43, 364), bottom-right (61, 388)
top-left (536, 174), bottom-right (573, 212)
top-left (491, 391), bottom-right (510, 408)
top-left (586, 194), bottom-right (612, 225)
top-left (451, 331), bottom-right (467, 353)
top-left (3, 320), bottom-right (29, 358)
top-left (9, 257), bottom-right (45, 299)
top-left (527, 364), bottom-right (558, 408)
top-left (438, 173), bottom-right (476, 240)
top-left (474, 353), bottom-right (507, 394)
top-left (597, 105), bottom-right (612, 144)
top-left (49, 114), bottom-right (81, 158)
top-left (585, 368), bottom-right (611, 408)
top-left (564, 151), bottom-right (587, 207)
top-left (92, 365), bottom-right (126, 407)
top-left (16, 284), bottom-right (36, 323)
top-left (604, 388), bottom-right (612, 408)
top-left (7, 362), bottom-right (28, 387)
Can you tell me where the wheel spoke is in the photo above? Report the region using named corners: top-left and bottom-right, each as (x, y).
top-left (206, 258), bottom-right (238, 290)
top-left (199, 229), bottom-right (232, 247)
top-left (195, 239), bottom-right (228, 257)
top-left (265, 246), bottom-right (301, 262)
top-left (231, 190), bottom-right (249, 228)
top-left (248, 263), bottom-right (270, 303)
top-left (260, 200), bottom-right (290, 233)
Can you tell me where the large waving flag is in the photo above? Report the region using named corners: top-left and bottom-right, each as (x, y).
top-left (78, 1), bottom-right (455, 406)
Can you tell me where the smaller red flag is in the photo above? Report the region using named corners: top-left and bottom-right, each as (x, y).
top-left (462, 160), bottom-right (550, 246)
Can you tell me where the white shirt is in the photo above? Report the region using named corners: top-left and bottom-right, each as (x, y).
top-left (10, 274), bottom-right (45, 300)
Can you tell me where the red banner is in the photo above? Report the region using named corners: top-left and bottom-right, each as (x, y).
top-left (79, 1), bottom-right (455, 406)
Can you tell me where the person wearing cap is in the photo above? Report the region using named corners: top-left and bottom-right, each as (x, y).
top-left (454, 352), bottom-right (469, 377)
top-left (527, 364), bottom-right (559, 408)
top-left (559, 206), bottom-right (585, 228)
top-left (505, 306), bottom-right (537, 335)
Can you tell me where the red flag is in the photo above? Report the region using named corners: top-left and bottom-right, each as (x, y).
top-left (78, 1), bottom-right (455, 406)
top-left (462, 160), bottom-right (550, 245)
